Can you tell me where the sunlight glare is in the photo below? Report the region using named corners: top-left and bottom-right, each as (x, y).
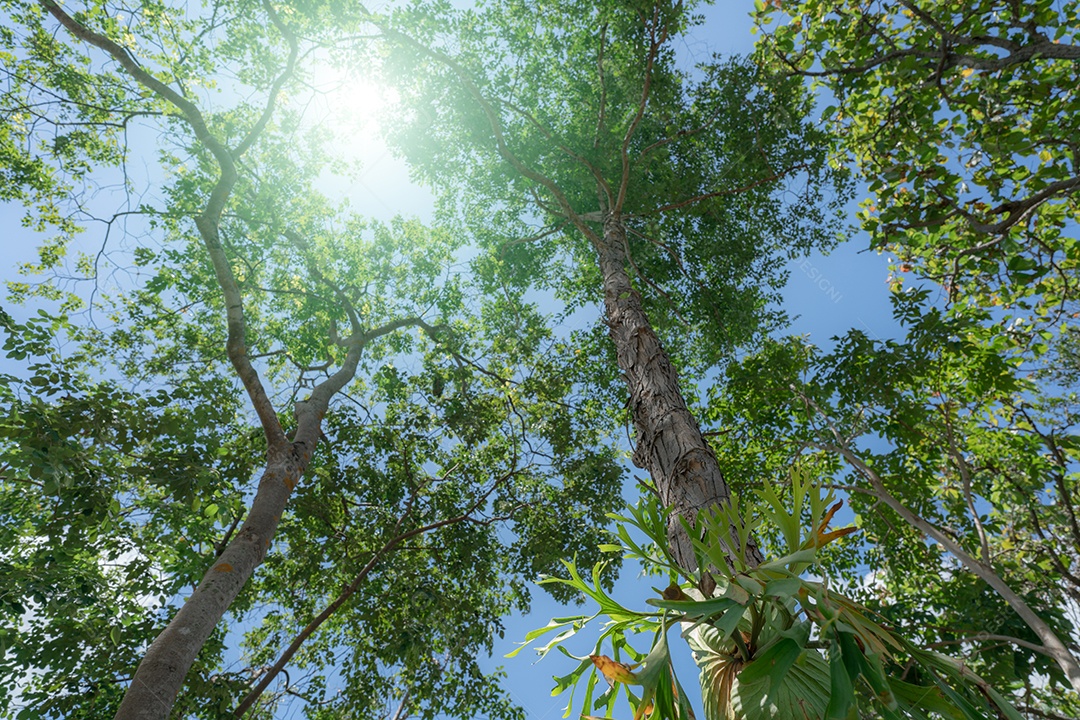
top-left (314, 64), bottom-right (398, 135)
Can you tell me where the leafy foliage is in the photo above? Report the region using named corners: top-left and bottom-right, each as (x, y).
top-left (1, 0), bottom-right (1069, 717)
top-left (519, 475), bottom-right (1023, 720)
top-left (379, 0), bottom-right (850, 374)
top-left (755, 0), bottom-right (1080, 325)
top-left (0, 0), bottom-right (625, 717)
top-left (747, 3), bottom-right (1080, 710)
top-left (705, 288), bottom-right (1080, 712)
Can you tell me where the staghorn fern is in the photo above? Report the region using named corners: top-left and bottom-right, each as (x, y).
top-left (513, 471), bottom-right (1023, 720)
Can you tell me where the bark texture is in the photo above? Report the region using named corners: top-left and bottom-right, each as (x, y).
top-left (595, 214), bottom-right (764, 578)
top-left (114, 440), bottom-right (310, 719)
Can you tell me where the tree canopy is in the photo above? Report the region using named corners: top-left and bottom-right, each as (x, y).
top-left (377, 0), bottom-right (849, 576)
top-left (0, 1), bottom-right (1077, 719)
top-left (755, 0), bottom-right (1080, 321)
top-left (1, 1), bottom-right (621, 717)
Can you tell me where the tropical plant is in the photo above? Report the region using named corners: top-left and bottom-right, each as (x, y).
top-left (705, 288), bottom-right (1080, 709)
top-left (518, 472), bottom-right (1024, 720)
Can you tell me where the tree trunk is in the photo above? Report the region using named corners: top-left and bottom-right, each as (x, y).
top-left (594, 213), bottom-right (763, 581)
top-left (114, 437), bottom-right (314, 720)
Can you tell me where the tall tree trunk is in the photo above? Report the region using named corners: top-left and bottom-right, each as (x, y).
top-left (595, 214), bottom-right (764, 581)
top-left (114, 440), bottom-right (311, 720)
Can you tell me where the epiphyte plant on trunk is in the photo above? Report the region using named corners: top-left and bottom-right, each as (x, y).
top-left (517, 472), bottom-right (1025, 720)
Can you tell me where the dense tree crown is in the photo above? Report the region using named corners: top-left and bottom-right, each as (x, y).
top-left (1, 0), bottom-right (620, 717)
top-left (0, 1), bottom-right (1076, 719)
top-left (377, 0), bottom-right (848, 577)
top-left (756, 0), bottom-right (1080, 320)
top-left (740, 0), bottom-right (1080, 714)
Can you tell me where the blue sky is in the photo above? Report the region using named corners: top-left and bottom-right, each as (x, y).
top-left (0, 1), bottom-right (912, 718)
top-left (261, 11), bottom-right (906, 715)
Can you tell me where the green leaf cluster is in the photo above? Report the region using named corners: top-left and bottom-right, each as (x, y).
top-left (520, 478), bottom-right (1023, 720)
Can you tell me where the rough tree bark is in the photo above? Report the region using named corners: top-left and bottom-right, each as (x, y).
top-left (116, 433), bottom-right (313, 719)
top-left (596, 214), bottom-right (764, 579)
top-left (376, 15), bottom-right (766, 582)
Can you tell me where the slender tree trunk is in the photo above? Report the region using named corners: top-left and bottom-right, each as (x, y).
top-left (825, 440), bottom-right (1080, 695)
top-left (594, 213), bottom-right (763, 580)
top-left (115, 417), bottom-right (325, 720)
top-left (115, 444), bottom-right (308, 719)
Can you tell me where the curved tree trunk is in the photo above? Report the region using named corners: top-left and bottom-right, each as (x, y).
top-left (827, 441), bottom-right (1080, 695)
top-left (30, 5), bottom-right (345, 716)
top-left (595, 213), bottom-right (763, 581)
top-left (114, 438), bottom-right (312, 719)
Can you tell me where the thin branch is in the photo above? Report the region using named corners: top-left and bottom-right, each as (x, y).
top-left (793, 388), bottom-right (1080, 691)
top-left (37, 0), bottom-right (236, 213)
top-left (1016, 704), bottom-right (1080, 720)
top-left (967, 175), bottom-right (1080, 235)
top-left (776, 35), bottom-right (1080, 78)
top-left (234, 0), bottom-right (299, 158)
top-left (388, 687), bottom-right (412, 720)
top-left (1012, 403), bottom-right (1080, 549)
top-left (593, 23), bottom-right (608, 153)
top-left (501, 97), bottom-right (612, 208)
top-left (213, 515), bottom-right (244, 558)
top-left (374, 19), bottom-right (600, 245)
top-left (36, 0), bottom-right (299, 448)
top-left (620, 225), bottom-right (690, 328)
top-left (626, 224), bottom-right (724, 328)
top-left (232, 474), bottom-right (516, 716)
top-left (942, 410), bottom-right (991, 564)
top-left (615, 6), bottom-right (664, 214)
top-left (993, 465), bottom-right (1080, 596)
top-left (644, 162), bottom-right (810, 216)
top-left (637, 96), bottom-right (729, 159)
top-left (927, 634), bottom-right (1055, 658)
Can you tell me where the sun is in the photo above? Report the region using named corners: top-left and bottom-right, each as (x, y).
top-left (312, 63), bottom-right (398, 135)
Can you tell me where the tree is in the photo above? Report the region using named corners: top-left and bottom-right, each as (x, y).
top-left (706, 292), bottom-right (1080, 708)
top-left (0, 1), bottom-right (621, 718)
top-left (754, 0), bottom-right (1080, 327)
top-left (2, 0), bottom-right (1053, 717)
top-left (367, 1), bottom-right (1067, 716)
top-left (746, 0), bottom-right (1080, 707)
top-left (376, 0), bottom-right (849, 582)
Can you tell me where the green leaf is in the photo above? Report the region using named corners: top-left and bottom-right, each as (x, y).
top-left (824, 642), bottom-right (855, 720)
top-left (738, 637), bottom-right (802, 687)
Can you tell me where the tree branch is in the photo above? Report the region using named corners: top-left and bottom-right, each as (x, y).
top-left (794, 389), bottom-right (1080, 693)
top-left (374, 18), bottom-right (600, 245)
top-left (233, 0), bottom-right (299, 158)
top-left (615, 5), bottom-right (663, 214)
top-left (232, 474), bottom-right (515, 716)
top-left (643, 162), bottom-right (810, 216)
top-left (501, 97), bottom-right (613, 209)
top-left (36, 0), bottom-right (301, 448)
top-left (927, 634), bottom-right (1055, 658)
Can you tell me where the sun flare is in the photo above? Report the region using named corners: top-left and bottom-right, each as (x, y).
top-left (314, 64), bottom-right (398, 133)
